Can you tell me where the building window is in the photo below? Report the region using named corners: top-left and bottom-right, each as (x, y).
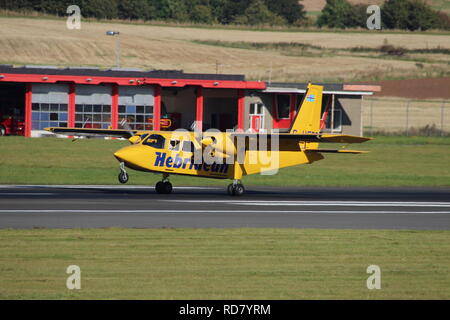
top-left (276, 95), bottom-right (291, 119)
top-left (119, 105), bottom-right (153, 130)
top-left (31, 103), bottom-right (68, 130)
top-left (75, 104), bottom-right (111, 128)
top-left (325, 109), bottom-right (342, 132)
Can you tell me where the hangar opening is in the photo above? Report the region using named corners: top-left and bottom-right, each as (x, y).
top-left (0, 82), bottom-right (26, 136)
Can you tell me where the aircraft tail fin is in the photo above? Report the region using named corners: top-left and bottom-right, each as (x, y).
top-left (289, 83), bottom-right (323, 134)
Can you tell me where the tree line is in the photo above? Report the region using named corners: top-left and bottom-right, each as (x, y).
top-left (0, 0), bottom-right (448, 30)
top-left (0, 0), bottom-right (306, 25)
top-left (318, 0), bottom-right (450, 31)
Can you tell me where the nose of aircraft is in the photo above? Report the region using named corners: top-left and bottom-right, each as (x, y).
top-left (114, 146), bottom-right (139, 164)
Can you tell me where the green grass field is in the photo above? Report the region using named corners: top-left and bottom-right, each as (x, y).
top-left (0, 228), bottom-right (449, 299)
top-left (0, 136), bottom-right (449, 187)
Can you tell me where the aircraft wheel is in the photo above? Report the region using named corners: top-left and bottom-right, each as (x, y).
top-left (155, 181), bottom-right (164, 194)
top-left (118, 171), bottom-right (129, 184)
top-left (233, 184), bottom-right (245, 196)
top-left (227, 183), bottom-right (245, 196)
top-left (162, 181), bottom-right (173, 194)
top-left (227, 184), bottom-right (234, 196)
top-left (156, 181), bottom-right (172, 194)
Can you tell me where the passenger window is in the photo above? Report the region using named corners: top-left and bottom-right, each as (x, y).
top-left (169, 139), bottom-right (181, 151)
top-left (143, 134), bottom-right (166, 149)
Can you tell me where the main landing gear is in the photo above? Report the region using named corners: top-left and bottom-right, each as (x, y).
top-left (155, 174), bottom-right (173, 194)
top-left (118, 162), bottom-right (129, 184)
top-left (227, 180), bottom-right (245, 196)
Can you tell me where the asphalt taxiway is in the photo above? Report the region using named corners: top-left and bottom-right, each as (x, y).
top-left (0, 185), bottom-right (449, 230)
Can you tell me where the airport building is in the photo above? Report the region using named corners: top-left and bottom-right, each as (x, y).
top-left (0, 65), bottom-right (378, 137)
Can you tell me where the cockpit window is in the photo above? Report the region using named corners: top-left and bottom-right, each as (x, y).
top-left (134, 134), bottom-right (148, 144)
top-left (143, 134), bottom-right (166, 149)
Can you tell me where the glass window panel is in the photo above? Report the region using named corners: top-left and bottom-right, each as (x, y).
top-left (40, 112), bottom-right (50, 121)
top-left (145, 106), bottom-right (153, 114)
top-left (50, 122), bottom-right (59, 127)
top-left (41, 104), bottom-right (50, 111)
top-left (277, 95), bottom-right (291, 119)
top-left (60, 113), bottom-right (68, 121)
top-left (50, 104), bottom-right (59, 111)
top-left (136, 115), bottom-right (144, 123)
top-left (102, 114), bottom-right (111, 123)
top-left (75, 123), bottom-right (83, 128)
top-left (32, 122), bottom-right (40, 130)
top-left (60, 104), bottom-right (68, 111)
top-left (122, 115), bottom-right (134, 123)
top-left (93, 114), bottom-right (101, 122)
top-left (59, 122), bottom-right (67, 127)
top-left (40, 121), bottom-right (50, 128)
top-left (93, 105), bottom-right (102, 113)
top-left (103, 105), bottom-right (111, 113)
top-left (84, 104), bottom-right (93, 113)
top-left (118, 105), bottom-right (125, 113)
top-left (76, 105), bottom-right (83, 112)
top-left (126, 105), bottom-right (136, 113)
top-left (50, 113), bottom-right (58, 121)
top-left (32, 103), bottom-right (40, 111)
top-left (75, 114), bottom-right (82, 121)
top-left (32, 112), bottom-right (40, 121)
top-left (136, 106), bottom-right (145, 114)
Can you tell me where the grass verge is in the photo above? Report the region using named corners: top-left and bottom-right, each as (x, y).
top-left (0, 228), bottom-right (449, 299)
top-left (0, 136), bottom-right (449, 187)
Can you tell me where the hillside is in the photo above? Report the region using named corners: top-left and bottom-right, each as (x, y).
top-left (0, 17), bottom-right (449, 84)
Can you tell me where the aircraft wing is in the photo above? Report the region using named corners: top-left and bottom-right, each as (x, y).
top-left (230, 133), bottom-right (371, 143)
top-left (45, 127), bottom-right (139, 139)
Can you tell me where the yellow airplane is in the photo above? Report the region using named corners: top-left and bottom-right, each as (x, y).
top-left (46, 83), bottom-right (370, 196)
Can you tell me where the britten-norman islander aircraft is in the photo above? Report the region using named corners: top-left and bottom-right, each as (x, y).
top-left (46, 83), bottom-right (370, 196)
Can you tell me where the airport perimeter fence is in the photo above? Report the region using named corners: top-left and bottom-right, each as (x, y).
top-left (362, 97), bottom-right (450, 136)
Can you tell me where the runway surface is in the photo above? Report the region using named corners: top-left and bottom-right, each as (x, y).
top-left (0, 185), bottom-right (449, 230)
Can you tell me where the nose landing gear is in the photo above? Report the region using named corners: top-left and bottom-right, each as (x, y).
top-left (227, 180), bottom-right (245, 196)
top-left (155, 174), bottom-right (173, 194)
top-left (118, 162), bottom-right (129, 184)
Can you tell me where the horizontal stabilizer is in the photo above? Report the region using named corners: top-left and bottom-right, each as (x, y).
top-left (306, 149), bottom-right (369, 154)
top-left (45, 127), bottom-right (137, 139)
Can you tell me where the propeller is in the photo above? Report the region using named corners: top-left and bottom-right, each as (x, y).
top-left (120, 118), bottom-right (135, 138)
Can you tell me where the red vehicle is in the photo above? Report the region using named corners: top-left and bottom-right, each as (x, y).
top-left (0, 115), bottom-right (25, 136)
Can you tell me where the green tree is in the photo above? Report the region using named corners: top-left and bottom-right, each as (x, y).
top-left (78, 0), bottom-right (118, 19)
top-left (118, 0), bottom-right (154, 20)
top-left (219, 0), bottom-right (252, 24)
top-left (264, 0), bottom-right (306, 24)
top-left (233, 0), bottom-right (285, 25)
top-left (382, 0), bottom-right (443, 31)
top-left (317, 0), bottom-right (355, 28)
top-left (190, 4), bottom-right (214, 23)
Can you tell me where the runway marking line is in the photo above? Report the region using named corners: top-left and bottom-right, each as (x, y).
top-left (161, 200), bottom-right (450, 207)
top-left (0, 210), bottom-right (449, 215)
